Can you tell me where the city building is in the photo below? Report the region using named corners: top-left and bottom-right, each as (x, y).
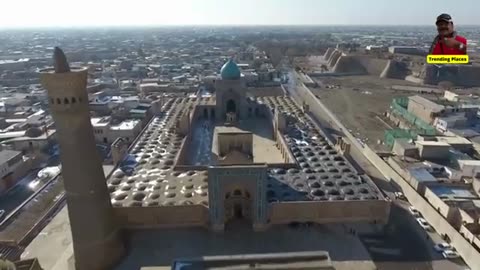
top-left (0, 149), bottom-right (32, 193)
top-left (91, 116), bottom-right (141, 144)
top-left (2, 128), bottom-right (56, 153)
top-left (407, 95), bottom-right (446, 124)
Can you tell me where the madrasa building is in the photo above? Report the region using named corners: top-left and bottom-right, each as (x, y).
top-left (34, 49), bottom-right (390, 270)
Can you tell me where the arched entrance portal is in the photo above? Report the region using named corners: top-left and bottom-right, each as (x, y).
top-left (226, 99), bottom-right (236, 113)
top-left (224, 189), bottom-right (252, 225)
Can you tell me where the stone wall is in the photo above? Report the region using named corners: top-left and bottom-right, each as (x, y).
top-left (355, 56), bottom-right (389, 76)
top-left (460, 225), bottom-right (480, 250)
top-left (423, 186), bottom-right (459, 225)
top-left (114, 205), bottom-right (209, 229)
top-left (269, 200), bottom-right (390, 224)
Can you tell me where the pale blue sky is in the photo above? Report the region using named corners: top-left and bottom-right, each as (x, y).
top-left (0, 0), bottom-right (478, 28)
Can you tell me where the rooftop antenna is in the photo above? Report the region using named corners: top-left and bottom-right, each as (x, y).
top-left (53, 47), bottom-right (70, 73)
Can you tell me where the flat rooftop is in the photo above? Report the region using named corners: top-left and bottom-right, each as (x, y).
top-left (110, 119), bottom-right (141, 130)
top-left (0, 149), bottom-right (21, 165)
top-left (215, 125), bottom-right (251, 134)
top-left (91, 116), bottom-right (110, 127)
top-left (429, 185), bottom-right (479, 200)
top-left (211, 120), bottom-right (285, 164)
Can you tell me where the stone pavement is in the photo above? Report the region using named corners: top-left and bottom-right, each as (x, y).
top-left (116, 222), bottom-right (376, 270)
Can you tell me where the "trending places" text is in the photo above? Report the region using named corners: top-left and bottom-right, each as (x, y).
top-left (427, 55), bottom-right (469, 64)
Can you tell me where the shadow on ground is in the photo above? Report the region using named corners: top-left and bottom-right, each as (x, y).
top-left (359, 205), bottom-right (435, 270)
top-left (116, 222), bottom-right (372, 270)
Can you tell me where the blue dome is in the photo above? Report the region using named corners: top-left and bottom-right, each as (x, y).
top-left (220, 59), bottom-right (241, 80)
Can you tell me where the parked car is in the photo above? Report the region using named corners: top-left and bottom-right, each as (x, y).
top-left (409, 206), bottom-right (421, 217)
top-left (417, 218), bottom-right (433, 231)
top-left (434, 242), bottom-right (454, 252)
top-left (442, 249), bottom-right (460, 259)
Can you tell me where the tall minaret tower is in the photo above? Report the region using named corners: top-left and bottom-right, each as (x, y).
top-left (40, 48), bottom-right (124, 270)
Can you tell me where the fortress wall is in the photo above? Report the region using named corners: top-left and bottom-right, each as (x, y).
top-left (114, 205), bottom-right (209, 229)
top-left (324, 48), bottom-right (334, 60)
top-left (457, 65), bottom-right (480, 87)
top-left (355, 56), bottom-right (389, 76)
top-left (380, 60), bottom-right (409, 79)
top-left (332, 56), bottom-right (368, 74)
top-left (269, 200), bottom-right (390, 224)
top-left (328, 51), bottom-right (342, 67)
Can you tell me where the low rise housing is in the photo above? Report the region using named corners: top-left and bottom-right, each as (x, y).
top-left (91, 116), bottom-right (142, 144)
top-left (0, 149), bottom-right (35, 193)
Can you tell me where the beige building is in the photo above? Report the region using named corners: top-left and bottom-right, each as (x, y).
top-left (0, 149), bottom-right (34, 193)
top-left (3, 128), bottom-right (56, 153)
top-left (415, 140), bottom-right (451, 160)
top-left (91, 117), bottom-right (141, 144)
top-left (38, 55), bottom-right (391, 269)
top-left (408, 95), bottom-right (445, 124)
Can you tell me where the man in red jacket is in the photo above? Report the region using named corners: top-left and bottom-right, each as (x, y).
top-left (429, 14), bottom-right (467, 55)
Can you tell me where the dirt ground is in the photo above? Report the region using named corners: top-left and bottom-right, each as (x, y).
top-left (311, 75), bottom-right (437, 151)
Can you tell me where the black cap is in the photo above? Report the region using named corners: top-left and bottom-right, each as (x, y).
top-left (436, 13), bottom-right (453, 24)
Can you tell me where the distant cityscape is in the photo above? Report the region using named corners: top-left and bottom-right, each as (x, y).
top-left (0, 25), bottom-right (479, 270)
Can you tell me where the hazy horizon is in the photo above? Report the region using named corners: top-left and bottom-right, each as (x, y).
top-left (1, 0), bottom-right (478, 28)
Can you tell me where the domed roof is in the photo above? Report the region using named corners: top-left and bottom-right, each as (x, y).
top-left (220, 59), bottom-right (241, 80)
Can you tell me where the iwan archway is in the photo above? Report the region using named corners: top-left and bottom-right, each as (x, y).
top-left (208, 165), bottom-right (268, 232)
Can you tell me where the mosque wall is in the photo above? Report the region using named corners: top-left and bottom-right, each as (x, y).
top-left (269, 200), bottom-right (390, 224)
top-left (276, 130), bottom-right (297, 165)
top-left (246, 86), bottom-right (285, 97)
top-left (173, 136), bottom-right (191, 167)
top-left (113, 205), bottom-right (209, 229)
top-left (263, 105), bottom-right (296, 166)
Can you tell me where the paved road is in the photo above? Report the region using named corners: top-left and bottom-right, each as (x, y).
top-left (284, 71), bottom-right (468, 270)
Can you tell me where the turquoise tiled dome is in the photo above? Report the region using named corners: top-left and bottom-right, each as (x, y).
top-left (220, 59), bottom-right (241, 80)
